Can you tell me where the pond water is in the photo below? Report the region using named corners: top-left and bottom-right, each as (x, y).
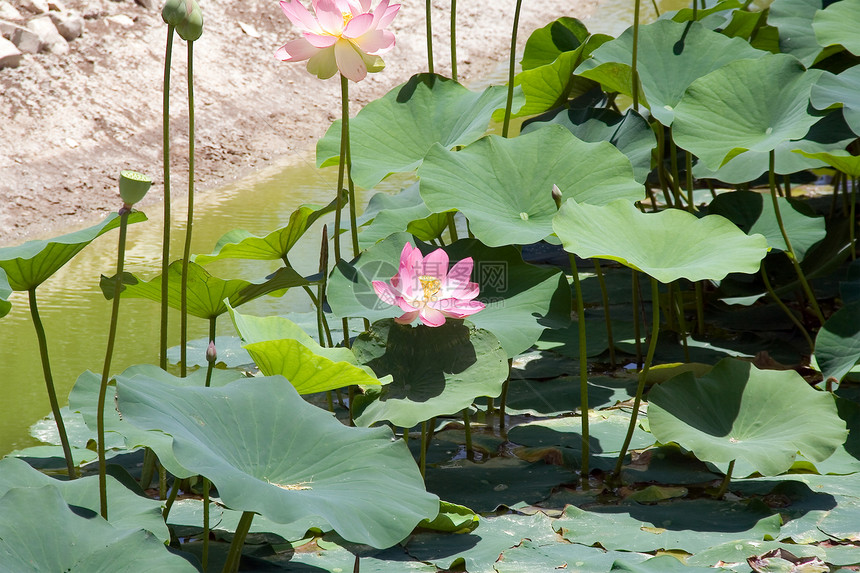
top-left (0, 0), bottom-right (690, 455)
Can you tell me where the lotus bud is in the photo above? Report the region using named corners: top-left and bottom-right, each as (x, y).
top-left (206, 340), bottom-right (217, 363)
top-left (551, 184), bottom-right (563, 209)
top-left (162, 0), bottom-right (203, 42)
top-left (119, 170), bottom-right (152, 208)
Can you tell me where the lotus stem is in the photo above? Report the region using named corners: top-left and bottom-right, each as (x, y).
top-left (668, 132), bottom-right (690, 209)
top-left (462, 408), bottom-right (473, 460)
top-left (784, 174), bottom-right (792, 198)
top-left (159, 462), bottom-right (167, 499)
top-left (354, 554), bottom-right (361, 573)
top-left (715, 460), bottom-right (735, 499)
top-left (632, 270), bottom-right (643, 367)
top-left (569, 254), bottom-right (590, 479)
top-left (695, 281), bottom-right (705, 335)
top-left (139, 449), bottom-right (156, 489)
top-left (650, 0), bottom-right (660, 16)
top-left (222, 511), bottom-right (255, 573)
top-left (593, 260), bottom-right (616, 368)
top-left (501, 0), bottom-right (523, 138)
top-left (447, 212), bottom-right (459, 242)
top-left (419, 421), bottom-right (428, 478)
top-left (205, 316), bottom-right (216, 388)
top-left (162, 476), bottom-right (180, 520)
top-left (632, 0), bottom-right (641, 112)
top-left (613, 276), bottom-right (661, 479)
top-left (673, 282), bottom-right (690, 363)
top-left (851, 176), bottom-right (857, 260)
top-left (425, 0), bottom-right (433, 73)
top-left (654, 126), bottom-right (674, 208)
top-left (28, 288), bottom-right (76, 480)
top-left (499, 369), bottom-right (510, 435)
top-left (767, 150), bottom-right (825, 326)
top-left (180, 40), bottom-right (196, 378)
top-left (160, 25), bottom-right (175, 371)
top-left (341, 76), bottom-right (360, 258)
top-left (97, 208), bottom-right (131, 518)
top-left (202, 478), bottom-right (211, 570)
top-left (761, 267), bottom-right (814, 352)
top-left (685, 151), bottom-right (696, 212)
top-left (692, 0), bottom-right (697, 20)
top-left (450, 0), bottom-right (457, 81)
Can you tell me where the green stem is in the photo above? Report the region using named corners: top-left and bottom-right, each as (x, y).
top-left (715, 460), bottom-right (735, 499)
top-left (29, 288), bottom-right (76, 480)
top-left (180, 40), bottom-right (196, 378)
top-left (158, 463), bottom-right (167, 499)
top-left (501, 0), bottom-right (523, 138)
top-left (462, 409), bottom-right (473, 460)
top-left (613, 276), bottom-right (661, 479)
top-left (98, 209), bottom-right (131, 519)
top-left (341, 75), bottom-right (360, 258)
top-left (650, 0), bottom-right (660, 16)
top-left (569, 254), bottom-right (590, 479)
top-left (694, 281), bottom-right (705, 335)
top-left (419, 421), bottom-right (428, 479)
top-left (221, 511), bottom-right (255, 573)
top-left (668, 131), bottom-right (689, 209)
top-left (632, 0), bottom-right (641, 112)
top-left (654, 125), bottom-right (674, 208)
top-left (674, 282), bottom-right (690, 363)
top-left (761, 267), bottom-right (814, 352)
top-left (162, 476), bottom-right (180, 520)
top-left (425, 0), bottom-right (433, 73)
top-left (354, 555), bottom-right (361, 573)
top-left (685, 151), bottom-right (696, 213)
top-left (205, 316), bottom-right (216, 388)
top-left (450, 0), bottom-right (457, 81)
top-left (447, 212), bottom-right (459, 242)
top-left (632, 271), bottom-right (643, 367)
top-left (593, 260), bottom-right (616, 368)
top-left (851, 176), bottom-right (857, 261)
top-left (202, 478), bottom-right (211, 570)
top-left (160, 26), bottom-right (175, 370)
top-left (498, 376), bottom-right (510, 435)
top-left (767, 150), bottom-right (825, 326)
top-left (139, 449), bottom-right (156, 490)
top-left (318, 227), bottom-right (334, 348)
top-left (783, 174), bottom-right (792, 198)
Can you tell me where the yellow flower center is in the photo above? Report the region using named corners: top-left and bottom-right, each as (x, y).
top-left (342, 12), bottom-right (353, 26)
top-left (418, 275), bottom-right (441, 302)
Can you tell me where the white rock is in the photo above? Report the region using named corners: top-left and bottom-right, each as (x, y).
top-left (27, 15), bottom-right (67, 54)
top-left (19, 0), bottom-right (50, 14)
top-left (65, 137), bottom-right (79, 148)
top-left (104, 14), bottom-right (134, 28)
top-left (48, 10), bottom-right (82, 41)
top-left (0, 35), bottom-right (21, 67)
top-left (0, 18), bottom-right (17, 39)
top-left (11, 23), bottom-right (41, 53)
top-left (0, 1), bottom-right (23, 21)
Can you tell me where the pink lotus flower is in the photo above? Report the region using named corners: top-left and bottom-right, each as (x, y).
top-left (372, 244), bottom-right (486, 328)
top-left (276, 0), bottom-right (400, 82)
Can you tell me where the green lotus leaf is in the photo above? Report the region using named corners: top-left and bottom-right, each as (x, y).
top-left (69, 365), bottom-right (248, 479)
top-left (418, 501), bottom-right (479, 533)
top-left (707, 190), bottom-right (826, 261)
top-left (193, 195), bottom-right (341, 264)
top-left (419, 125), bottom-right (643, 247)
top-left (522, 107), bottom-right (656, 183)
top-left (0, 211), bottom-right (146, 291)
top-left (687, 540), bottom-right (826, 568)
top-left (813, 0), bottom-right (860, 56)
top-left (648, 358), bottom-right (848, 476)
top-left (405, 513), bottom-right (559, 572)
top-left (669, 0), bottom-right (743, 24)
top-left (116, 374), bottom-right (438, 548)
top-left (553, 198), bottom-right (768, 283)
top-left (0, 486), bottom-right (197, 572)
top-left (0, 457), bottom-right (168, 543)
top-left (507, 410), bottom-right (654, 454)
top-left (610, 555), bottom-right (720, 572)
top-left (494, 33), bottom-right (612, 121)
top-left (554, 500), bottom-right (782, 553)
top-left (496, 539), bottom-right (649, 573)
top-left (721, 7), bottom-right (768, 41)
top-left (794, 149), bottom-right (860, 177)
top-left (316, 73), bottom-right (508, 189)
top-left (768, 0), bottom-right (825, 65)
top-left (358, 183), bottom-right (448, 249)
top-left (521, 17), bottom-right (589, 70)
top-left (673, 53), bottom-right (823, 169)
top-left (814, 302), bottom-right (860, 385)
top-left (811, 66), bottom-right (860, 136)
top-left (693, 109), bottom-right (857, 183)
top-left (576, 19), bottom-right (765, 126)
top-left (0, 267), bottom-right (10, 318)
top-left (228, 304), bottom-right (381, 394)
top-left (101, 260), bottom-right (312, 319)
top-left (351, 319), bottom-right (508, 428)
top-left (327, 233), bottom-right (571, 357)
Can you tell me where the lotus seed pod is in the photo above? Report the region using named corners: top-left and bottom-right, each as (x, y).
top-left (162, 0), bottom-right (203, 42)
top-left (119, 170), bottom-right (152, 206)
top-left (206, 340), bottom-right (217, 363)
